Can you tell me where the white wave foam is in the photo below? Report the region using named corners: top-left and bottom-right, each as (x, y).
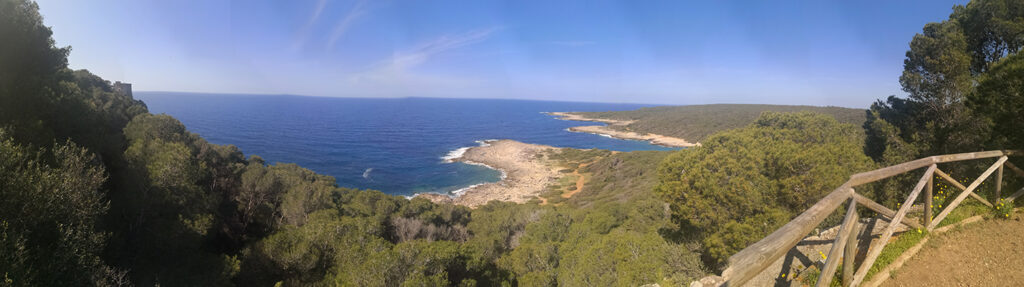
top-left (436, 139), bottom-right (507, 198)
top-left (451, 183), bottom-right (486, 196)
top-left (475, 139), bottom-right (498, 147)
top-left (407, 192), bottom-right (454, 200)
top-left (441, 146), bottom-right (471, 163)
top-left (565, 127), bottom-right (625, 140)
top-left (441, 140), bottom-right (499, 162)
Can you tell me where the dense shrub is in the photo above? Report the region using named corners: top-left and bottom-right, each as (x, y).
top-left (655, 112), bottom-right (875, 267)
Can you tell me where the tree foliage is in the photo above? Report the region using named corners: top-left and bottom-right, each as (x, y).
top-left (574, 104), bottom-right (866, 143)
top-left (866, 0), bottom-right (1024, 165)
top-left (29, 0), bottom-right (1024, 285)
top-left (0, 133), bottom-right (111, 286)
top-left (970, 53), bottom-right (1024, 150)
top-left (655, 112), bottom-right (874, 267)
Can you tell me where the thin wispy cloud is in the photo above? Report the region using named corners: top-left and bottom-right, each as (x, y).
top-left (291, 0), bottom-right (369, 52)
top-left (549, 40), bottom-right (596, 47)
top-left (326, 0), bottom-right (368, 50)
top-left (345, 27), bottom-right (502, 95)
top-left (386, 27), bottom-right (501, 71)
top-left (290, 0), bottom-right (330, 51)
top-left (309, 0), bottom-right (329, 25)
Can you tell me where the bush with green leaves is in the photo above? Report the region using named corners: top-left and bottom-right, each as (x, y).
top-left (994, 198), bottom-right (1014, 219)
top-left (0, 132), bottom-right (111, 286)
top-left (656, 112), bottom-right (875, 267)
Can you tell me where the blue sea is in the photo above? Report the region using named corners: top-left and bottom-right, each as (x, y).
top-left (137, 92), bottom-right (677, 196)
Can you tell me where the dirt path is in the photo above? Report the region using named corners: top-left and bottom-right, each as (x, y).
top-left (561, 163), bottom-right (588, 199)
top-left (883, 216), bottom-right (1024, 286)
top-left (539, 162), bottom-right (592, 206)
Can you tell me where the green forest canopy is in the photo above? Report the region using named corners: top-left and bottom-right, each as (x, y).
top-left (0, 2), bottom-right (705, 286)
top-left (655, 112), bottom-right (875, 267)
top-left (650, 0), bottom-right (1024, 274)
top-left (573, 104), bottom-right (867, 143)
top-left (2, 0), bottom-right (1024, 286)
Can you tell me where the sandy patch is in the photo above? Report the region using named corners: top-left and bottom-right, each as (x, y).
top-left (568, 125), bottom-right (698, 147)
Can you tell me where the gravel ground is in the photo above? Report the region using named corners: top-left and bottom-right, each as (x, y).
top-left (883, 214), bottom-right (1024, 287)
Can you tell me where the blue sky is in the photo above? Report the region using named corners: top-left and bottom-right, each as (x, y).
top-left (36, 0), bottom-right (966, 107)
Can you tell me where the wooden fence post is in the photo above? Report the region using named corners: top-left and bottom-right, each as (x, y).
top-left (850, 164), bottom-right (936, 286)
top-left (996, 163), bottom-right (1004, 201)
top-left (934, 168), bottom-right (993, 207)
top-left (842, 212), bottom-right (859, 287)
top-left (713, 151), bottom-right (1019, 287)
top-left (721, 187), bottom-right (853, 286)
top-left (817, 198), bottom-right (858, 287)
top-left (929, 157), bottom-right (1008, 230)
top-left (1006, 161), bottom-right (1024, 178)
top-left (925, 173), bottom-right (933, 228)
top-left (851, 193), bottom-right (923, 229)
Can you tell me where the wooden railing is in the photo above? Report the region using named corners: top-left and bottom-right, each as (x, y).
top-left (718, 150), bottom-right (1023, 286)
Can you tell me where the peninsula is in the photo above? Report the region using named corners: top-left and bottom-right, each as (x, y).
top-left (548, 112), bottom-right (700, 147)
top-left (419, 140), bottom-right (563, 207)
top-left (557, 104), bottom-right (866, 144)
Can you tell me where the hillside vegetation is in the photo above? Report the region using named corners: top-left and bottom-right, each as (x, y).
top-left (656, 112), bottom-right (875, 267)
top-left (652, 0), bottom-right (1024, 275)
top-left (571, 150), bottom-right (673, 209)
top-left (575, 104), bottom-right (866, 142)
top-left (0, 1), bottom-right (706, 285)
top-left (3, 0), bottom-right (1023, 285)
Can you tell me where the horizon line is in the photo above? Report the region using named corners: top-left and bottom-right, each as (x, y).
top-left (135, 90), bottom-right (869, 110)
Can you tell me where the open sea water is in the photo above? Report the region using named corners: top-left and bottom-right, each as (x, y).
top-left (137, 92), bottom-right (677, 197)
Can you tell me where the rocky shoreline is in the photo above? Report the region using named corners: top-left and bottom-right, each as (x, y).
top-left (416, 140), bottom-right (561, 208)
top-left (413, 111), bottom-right (697, 208)
top-left (548, 112), bottom-right (699, 147)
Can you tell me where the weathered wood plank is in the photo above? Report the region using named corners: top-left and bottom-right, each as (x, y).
top-left (713, 151), bottom-right (1019, 287)
top-left (842, 214), bottom-right (859, 287)
top-left (850, 164), bottom-right (935, 286)
top-left (816, 198), bottom-right (858, 287)
top-left (1006, 161), bottom-right (1024, 178)
top-left (931, 150), bottom-right (1011, 163)
top-left (934, 168), bottom-right (993, 208)
top-left (1006, 186), bottom-right (1024, 202)
top-left (847, 158), bottom-right (934, 186)
top-left (928, 157), bottom-right (1008, 230)
top-left (925, 174), bottom-right (933, 228)
top-left (851, 193), bottom-right (924, 229)
top-left (722, 187), bottom-right (854, 286)
top-left (996, 164), bottom-right (1004, 201)
top-left (845, 151), bottom-right (1012, 187)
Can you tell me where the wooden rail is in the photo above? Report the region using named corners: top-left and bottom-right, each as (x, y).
top-left (718, 150), bottom-right (1020, 286)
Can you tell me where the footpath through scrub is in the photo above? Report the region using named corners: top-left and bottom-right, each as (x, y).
top-left (882, 215), bottom-right (1024, 286)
